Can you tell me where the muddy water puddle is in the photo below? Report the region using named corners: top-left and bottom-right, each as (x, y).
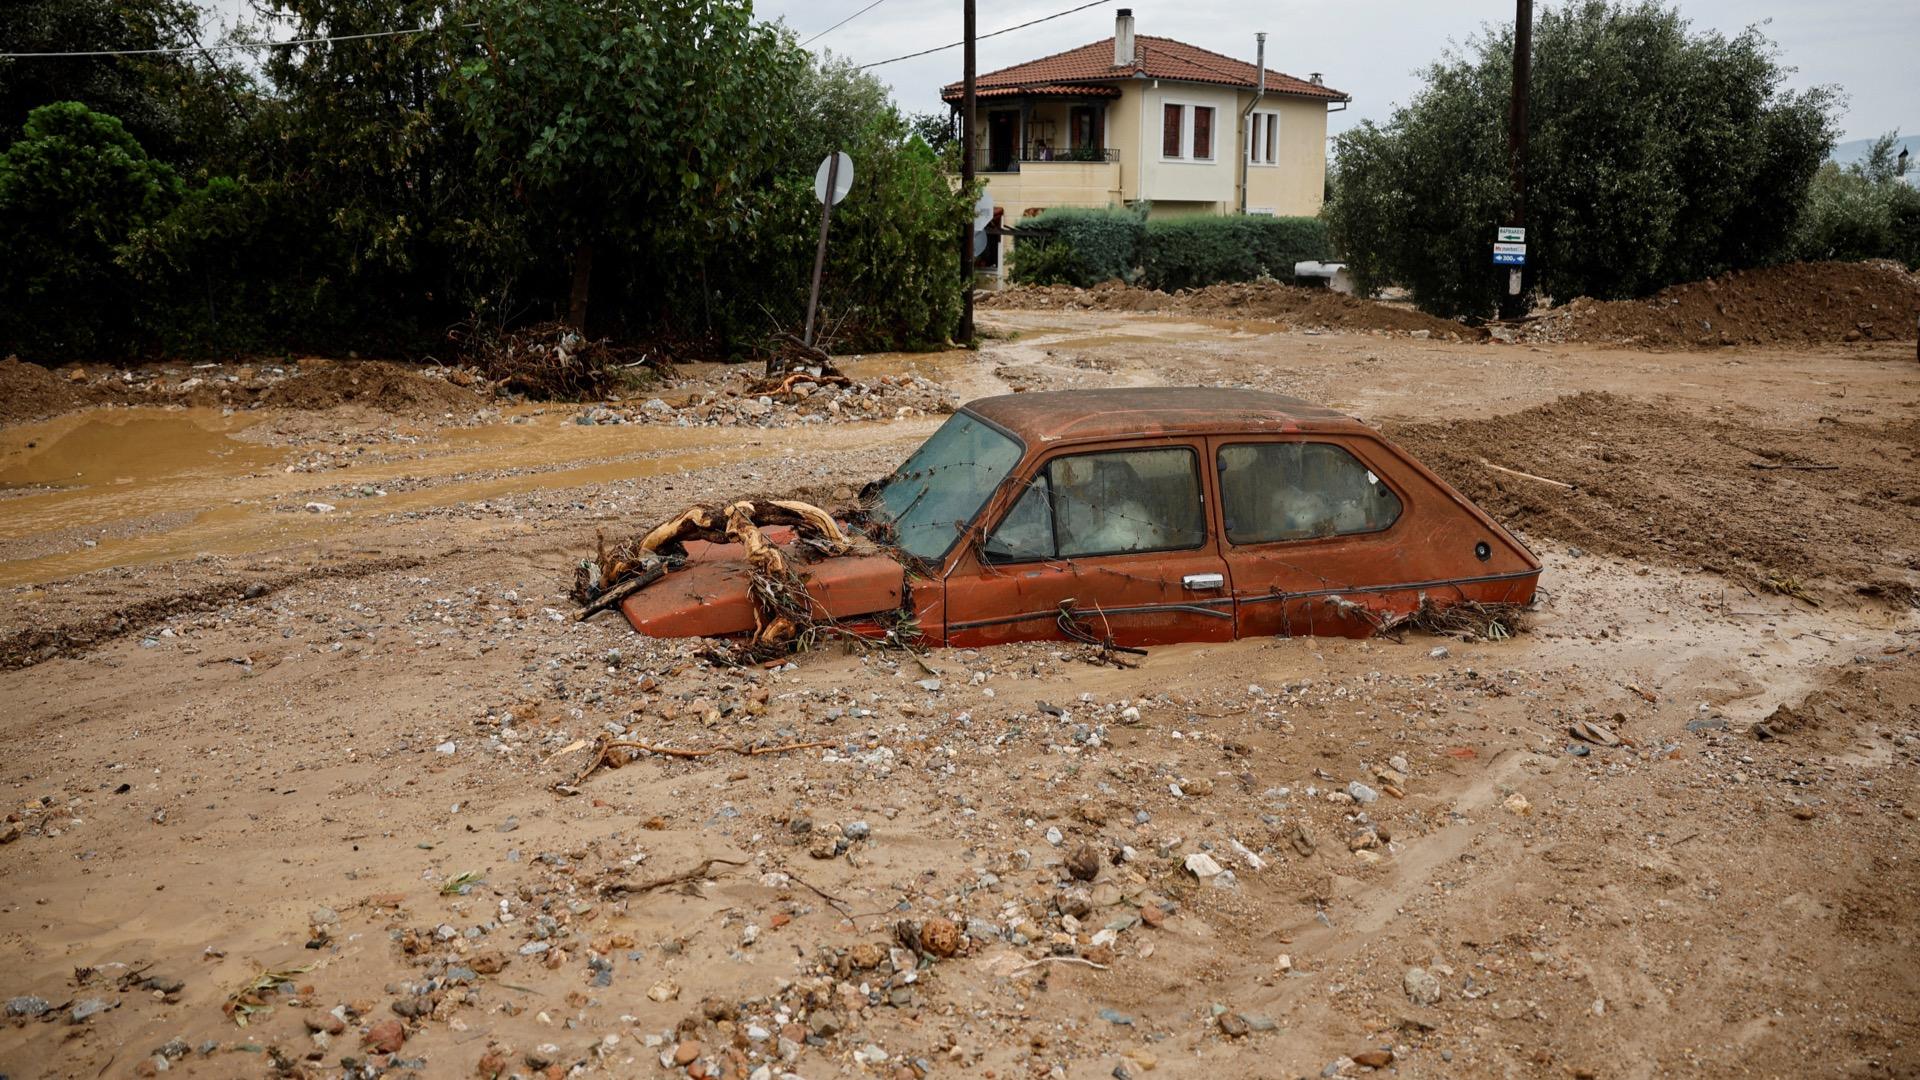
top-left (0, 407), bottom-right (931, 587)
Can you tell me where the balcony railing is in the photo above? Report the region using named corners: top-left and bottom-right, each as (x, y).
top-left (974, 146), bottom-right (1119, 173)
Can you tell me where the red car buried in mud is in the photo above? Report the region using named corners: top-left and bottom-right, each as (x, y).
top-left (619, 387), bottom-right (1541, 648)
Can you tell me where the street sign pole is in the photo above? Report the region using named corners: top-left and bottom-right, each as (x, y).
top-left (1500, 0), bottom-right (1532, 319)
top-left (802, 150), bottom-right (840, 351)
top-left (958, 0), bottom-right (977, 344)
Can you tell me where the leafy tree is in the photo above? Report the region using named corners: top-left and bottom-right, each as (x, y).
top-left (908, 110), bottom-right (956, 156)
top-left (1324, 1), bottom-right (1838, 317)
top-left (0, 0), bottom-right (251, 171)
top-left (0, 102), bottom-right (179, 359)
top-left (1793, 132), bottom-right (1920, 267)
top-left (246, 0), bottom-right (505, 344)
top-left (455, 0), bottom-right (804, 331)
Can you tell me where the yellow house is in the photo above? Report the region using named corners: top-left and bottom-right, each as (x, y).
top-left (942, 9), bottom-right (1349, 256)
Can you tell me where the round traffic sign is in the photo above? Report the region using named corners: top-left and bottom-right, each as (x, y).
top-left (813, 152), bottom-right (854, 206)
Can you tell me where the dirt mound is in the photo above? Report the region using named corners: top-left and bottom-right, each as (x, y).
top-left (259, 360), bottom-right (487, 415)
top-left (1524, 260), bottom-right (1920, 349)
top-left (982, 280), bottom-right (1477, 339)
top-left (0, 357), bottom-right (84, 425)
top-left (467, 321), bottom-right (666, 401)
top-left (1389, 391), bottom-right (1920, 601)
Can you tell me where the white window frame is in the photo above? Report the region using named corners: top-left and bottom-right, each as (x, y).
top-left (1159, 99), bottom-right (1217, 163)
top-left (1248, 109), bottom-right (1280, 166)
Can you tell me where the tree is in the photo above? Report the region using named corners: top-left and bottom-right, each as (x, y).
top-left (0, 102), bottom-right (179, 359)
top-left (1323, 1), bottom-right (1838, 317)
top-left (1793, 132), bottom-right (1920, 267)
top-left (455, 0), bottom-right (803, 331)
top-left (0, 0), bottom-right (251, 171)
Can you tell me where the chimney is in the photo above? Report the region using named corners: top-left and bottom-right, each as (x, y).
top-left (1114, 9), bottom-right (1136, 67)
top-left (1309, 72), bottom-right (1324, 85)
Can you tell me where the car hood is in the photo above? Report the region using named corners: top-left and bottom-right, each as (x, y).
top-left (620, 538), bottom-right (907, 640)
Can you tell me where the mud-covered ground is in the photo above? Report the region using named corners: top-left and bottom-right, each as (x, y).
top-left (2, 315), bottom-right (1917, 1080)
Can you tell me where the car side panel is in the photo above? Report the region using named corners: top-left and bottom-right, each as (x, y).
top-left (1209, 433), bottom-right (1540, 638)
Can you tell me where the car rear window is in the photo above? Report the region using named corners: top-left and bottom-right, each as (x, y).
top-left (1218, 442), bottom-right (1402, 544)
top-left (986, 447), bottom-right (1205, 560)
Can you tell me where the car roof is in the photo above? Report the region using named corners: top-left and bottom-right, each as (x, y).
top-left (963, 387), bottom-right (1365, 445)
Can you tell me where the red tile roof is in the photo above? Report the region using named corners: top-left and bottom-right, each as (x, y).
top-left (967, 83), bottom-right (1122, 100)
top-left (941, 35), bottom-right (1347, 103)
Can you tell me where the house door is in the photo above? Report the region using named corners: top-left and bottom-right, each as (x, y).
top-left (987, 111), bottom-right (1017, 171)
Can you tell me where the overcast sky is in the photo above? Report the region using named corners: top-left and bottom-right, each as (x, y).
top-left (204, 0), bottom-right (1912, 143)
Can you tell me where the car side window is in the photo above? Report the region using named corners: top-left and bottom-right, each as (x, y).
top-left (984, 447), bottom-right (1208, 561)
top-left (1218, 442), bottom-right (1402, 544)
top-left (982, 478), bottom-right (1054, 561)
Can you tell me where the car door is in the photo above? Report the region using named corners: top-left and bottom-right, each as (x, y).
top-left (942, 441), bottom-right (1235, 648)
top-left (1210, 435), bottom-right (1417, 638)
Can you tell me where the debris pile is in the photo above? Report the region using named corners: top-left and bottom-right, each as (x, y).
top-left (1522, 259), bottom-right (1920, 348)
top-left (467, 321), bottom-right (666, 401)
top-left (980, 280), bottom-right (1478, 338)
top-left (573, 370), bottom-right (954, 428)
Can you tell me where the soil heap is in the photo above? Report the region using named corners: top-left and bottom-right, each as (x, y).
top-left (259, 360), bottom-right (487, 415)
top-left (1524, 259), bottom-right (1920, 348)
top-left (0, 357), bottom-right (84, 425)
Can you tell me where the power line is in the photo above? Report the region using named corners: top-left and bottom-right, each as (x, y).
top-left (801, 0), bottom-right (892, 48)
top-left (0, 23), bottom-right (476, 59)
top-left (859, 0), bottom-right (1113, 71)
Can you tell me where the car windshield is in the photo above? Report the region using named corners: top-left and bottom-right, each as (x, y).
top-left (872, 412), bottom-right (1023, 563)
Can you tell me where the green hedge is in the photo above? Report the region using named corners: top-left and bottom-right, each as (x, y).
top-left (1010, 209), bottom-right (1329, 291)
top-left (1009, 206), bottom-right (1143, 286)
top-left (1140, 215), bottom-right (1329, 291)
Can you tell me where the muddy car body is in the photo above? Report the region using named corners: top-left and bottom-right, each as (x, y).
top-left (622, 387), bottom-right (1540, 647)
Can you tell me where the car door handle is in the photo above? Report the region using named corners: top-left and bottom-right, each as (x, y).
top-left (1182, 573), bottom-right (1225, 590)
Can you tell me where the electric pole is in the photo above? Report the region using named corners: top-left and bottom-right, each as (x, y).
top-left (1499, 0), bottom-right (1532, 321)
top-left (958, 0), bottom-right (977, 344)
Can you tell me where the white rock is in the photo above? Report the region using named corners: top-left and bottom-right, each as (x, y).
top-left (1184, 852), bottom-right (1224, 878)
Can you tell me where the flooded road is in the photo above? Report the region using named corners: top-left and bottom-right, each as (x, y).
top-left (0, 405), bottom-right (937, 587)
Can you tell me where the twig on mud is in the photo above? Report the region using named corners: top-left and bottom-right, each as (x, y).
top-left (600, 857), bottom-right (747, 897)
top-left (602, 738), bottom-right (833, 760)
top-left (1010, 955), bottom-right (1111, 976)
top-left (1477, 457), bottom-right (1574, 489)
top-left (783, 868), bottom-right (855, 918)
top-left (560, 734), bottom-right (834, 789)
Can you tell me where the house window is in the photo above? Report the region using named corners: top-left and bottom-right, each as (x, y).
top-left (1249, 111), bottom-right (1279, 165)
top-left (1217, 443), bottom-right (1402, 544)
top-left (1161, 102), bottom-right (1217, 161)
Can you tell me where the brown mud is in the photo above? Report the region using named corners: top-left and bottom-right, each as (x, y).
top-left (1, 311), bottom-right (1917, 1080)
top-left (979, 280), bottom-right (1476, 339)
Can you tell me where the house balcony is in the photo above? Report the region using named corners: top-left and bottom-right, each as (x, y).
top-left (973, 147), bottom-right (1123, 218)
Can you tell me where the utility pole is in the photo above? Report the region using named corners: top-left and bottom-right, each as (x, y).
top-left (1499, 0), bottom-right (1532, 321)
top-left (958, 0), bottom-right (977, 344)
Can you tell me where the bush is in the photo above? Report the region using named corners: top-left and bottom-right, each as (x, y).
top-left (0, 101), bottom-right (178, 360)
top-left (1323, 0), bottom-right (1838, 317)
top-left (1140, 216), bottom-right (1328, 291)
top-left (1009, 206), bottom-right (1143, 286)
